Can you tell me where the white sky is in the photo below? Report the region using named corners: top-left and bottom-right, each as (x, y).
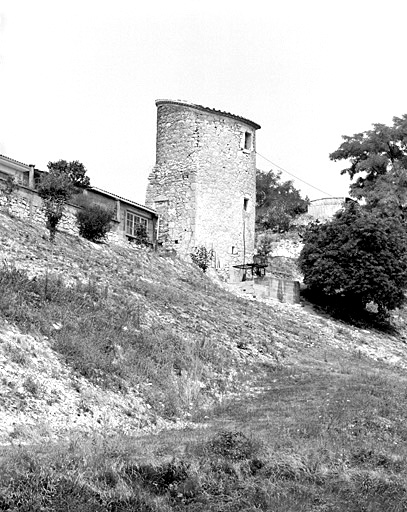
top-left (1, 0), bottom-right (407, 204)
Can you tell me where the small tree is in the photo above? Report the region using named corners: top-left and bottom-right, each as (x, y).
top-left (1, 175), bottom-right (18, 214)
top-left (37, 170), bottom-right (76, 242)
top-left (76, 203), bottom-right (113, 242)
top-left (299, 202), bottom-right (407, 319)
top-left (256, 169), bottom-right (309, 232)
top-left (190, 246), bottom-right (213, 273)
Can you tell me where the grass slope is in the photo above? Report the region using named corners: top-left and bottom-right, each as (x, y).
top-left (1, 211), bottom-right (407, 510)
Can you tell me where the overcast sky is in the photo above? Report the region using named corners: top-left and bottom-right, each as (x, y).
top-left (1, 0), bottom-right (407, 204)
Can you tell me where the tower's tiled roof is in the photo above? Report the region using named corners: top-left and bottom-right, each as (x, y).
top-left (155, 99), bottom-right (261, 130)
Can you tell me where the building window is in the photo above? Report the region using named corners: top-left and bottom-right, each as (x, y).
top-left (244, 131), bottom-right (252, 150)
top-left (243, 198), bottom-right (249, 211)
top-left (126, 211), bottom-right (148, 237)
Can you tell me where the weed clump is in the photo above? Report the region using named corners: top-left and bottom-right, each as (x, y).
top-left (190, 246), bottom-right (213, 273)
top-left (206, 430), bottom-right (260, 461)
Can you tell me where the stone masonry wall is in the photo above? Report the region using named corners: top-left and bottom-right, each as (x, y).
top-left (308, 197), bottom-right (345, 221)
top-left (146, 103), bottom-right (198, 253)
top-left (146, 100), bottom-right (260, 276)
top-left (194, 112), bottom-right (256, 271)
top-left (0, 186), bottom-right (124, 244)
top-left (0, 187), bottom-right (79, 236)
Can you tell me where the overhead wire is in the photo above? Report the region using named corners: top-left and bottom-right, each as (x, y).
top-left (255, 150), bottom-right (334, 198)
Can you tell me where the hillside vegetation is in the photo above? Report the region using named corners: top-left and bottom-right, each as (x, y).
top-left (2, 211), bottom-right (407, 510)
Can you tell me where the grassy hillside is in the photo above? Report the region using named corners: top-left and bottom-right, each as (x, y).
top-left (1, 211), bottom-right (407, 510)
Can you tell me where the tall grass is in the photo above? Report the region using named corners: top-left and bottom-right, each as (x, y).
top-left (2, 218), bottom-right (407, 510)
top-left (0, 263), bottom-right (234, 418)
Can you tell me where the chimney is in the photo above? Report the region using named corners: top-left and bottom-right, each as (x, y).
top-left (28, 164), bottom-right (35, 189)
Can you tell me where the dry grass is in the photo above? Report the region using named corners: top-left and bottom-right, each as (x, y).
top-left (2, 212), bottom-right (407, 509)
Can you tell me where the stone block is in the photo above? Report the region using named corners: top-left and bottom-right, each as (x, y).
top-left (254, 276), bottom-right (300, 304)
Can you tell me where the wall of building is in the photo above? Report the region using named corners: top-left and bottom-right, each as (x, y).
top-left (146, 100), bottom-right (260, 277)
top-left (0, 185), bottom-right (80, 237)
top-left (0, 186), bottom-right (130, 245)
top-left (308, 197), bottom-right (345, 221)
top-left (0, 157), bottom-right (31, 187)
top-left (82, 189), bottom-right (156, 243)
top-left (146, 102), bottom-right (198, 252)
top-left (0, 155), bottom-right (157, 245)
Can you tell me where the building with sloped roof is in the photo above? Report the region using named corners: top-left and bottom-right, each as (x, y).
top-left (0, 154), bottom-right (157, 244)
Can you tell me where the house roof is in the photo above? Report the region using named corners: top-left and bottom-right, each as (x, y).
top-left (0, 154), bottom-right (31, 169)
top-left (89, 186), bottom-right (156, 214)
top-left (155, 99), bottom-right (261, 130)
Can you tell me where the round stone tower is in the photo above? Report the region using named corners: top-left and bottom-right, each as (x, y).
top-left (146, 99), bottom-right (261, 277)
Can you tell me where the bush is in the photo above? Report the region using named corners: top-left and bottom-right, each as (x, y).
top-left (76, 203), bottom-right (113, 242)
top-left (298, 202), bottom-right (407, 318)
top-left (133, 224), bottom-right (149, 246)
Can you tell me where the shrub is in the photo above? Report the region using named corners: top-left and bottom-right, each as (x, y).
top-left (76, 203), bottom-right (113, 242)
top-left (190, 246), bottom-right (213, 273)
top-left (299, 202), bottom-right (407, 318)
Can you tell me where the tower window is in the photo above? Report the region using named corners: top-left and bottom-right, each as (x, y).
top-left (244, 131), bottom-right (252, 150)
top-left (243, 198), bottom-right (249, 211)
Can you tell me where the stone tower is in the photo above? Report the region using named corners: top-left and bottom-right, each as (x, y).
top-left (146, 99), bottom-right (261, 277)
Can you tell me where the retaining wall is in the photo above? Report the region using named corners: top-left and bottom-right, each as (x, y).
top-left (0, 186), bottom-right (124, 244)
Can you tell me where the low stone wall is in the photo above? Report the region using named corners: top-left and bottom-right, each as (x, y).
top-left (0, 186), bottom-right (125, 243)
top-left (254, 276), bottom-right (300, 304)
top-left (0, 187), bottom-right (79, 236)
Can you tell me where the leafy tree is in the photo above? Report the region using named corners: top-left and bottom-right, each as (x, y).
top-left (256, 169), bottom-right (309, 232)
top-left (76, 203), bottom-right (113, 242)
top-left (329, 115), bottom-right (407, 214)
top-left (47, 160), bottom-right (90, 189)
top-left (37, 170), bottom-right (76, 242)
top-left (299, 202), bottom-right (407, 318)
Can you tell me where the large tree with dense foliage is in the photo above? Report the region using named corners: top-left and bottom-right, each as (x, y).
top-left (329, 115), bottom-right (407, 215)
top-left (299, 202), bottom-right (407, 318)
top-left (256, 169), bottom-right (309, 232)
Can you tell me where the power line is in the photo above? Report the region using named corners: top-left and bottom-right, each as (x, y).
top-left (255, 151), bottom-right (334, 198)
